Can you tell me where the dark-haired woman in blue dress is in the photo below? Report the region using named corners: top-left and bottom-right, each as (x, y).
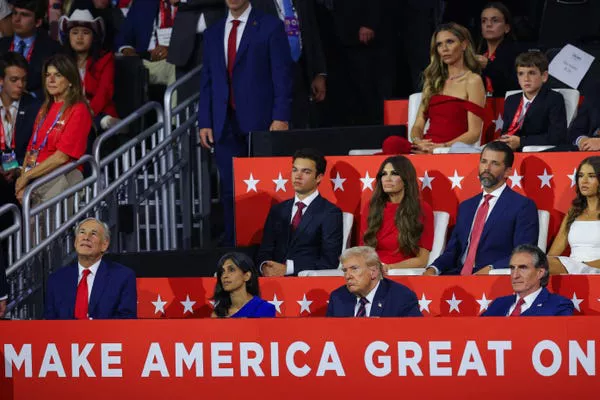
top-left (211, 252), bottom-right (276, 318)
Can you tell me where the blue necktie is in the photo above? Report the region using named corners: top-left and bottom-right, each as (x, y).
top-left (16, 40), bottom-right (26, 56)
top-left (282, 0), bottom-right (301, 62)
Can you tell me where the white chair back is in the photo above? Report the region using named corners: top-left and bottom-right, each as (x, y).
top-left (428, 211), bottom-right (450, 265)
top-left (297, 269), bottom-right (344, 277)
top-left (538, 209), bottom-right (551, 252)
top-left (387, 268), bottom-right (426, 276)
top-left (408, 92), bottom-right (430, 142)
top-left (504, 88), bottom-right (579, 126)
top-left (348, 149), bottom-right (381, 155)
top-left (342, 212), bottom-right (354, 252)
top-left (489, 268), bottom-right (511, 275)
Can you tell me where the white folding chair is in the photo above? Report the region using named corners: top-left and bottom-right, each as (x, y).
top-left (297, 269), bottom-right (344, 277)
top-left (342, 212), bottom-right (354, 252)
top-left (489, 268), bottom-right (511, 275)
top-left (348, 149), bottom-right (381, 155)
top-left (538, 210), bottom-right (551, 252)
top-left (387, 268), bottom-right (426, 276)
top-left (429, 211), bottom-right (450, 264)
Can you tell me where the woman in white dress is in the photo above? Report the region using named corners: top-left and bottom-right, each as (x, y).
top-left (548, 156), bottom-right (600, 274)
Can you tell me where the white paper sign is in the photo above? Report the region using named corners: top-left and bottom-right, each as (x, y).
top-left (157, 28), bottom-right (172, 47)
top-left (549, 44), bottom-right (595, 89)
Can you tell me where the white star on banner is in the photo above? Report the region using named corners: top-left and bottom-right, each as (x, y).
top-left (537, 169), bottom-right (554, 188)
top-left (360, 171), bottom-right (375, 191)
top-left (180, 295), bottom-right (196, 315)
top-left (418, 293), bottom-right (432, 313)
top-left (297, 294), bottom-right (313, 314)
top-left (567, 168), bottom-right (577, 188)
top-left (152, 294), bottom-right (167, 314)
top-left (571, 293), bottom-right (583, 312)
top-left (476, 293), bottom-right (492, 313)
top-left (268, 294), bottom-right (284, 314)
top-left (419, 170), bottom-right (435, 190)
top-left (508, 169), bottom-right (524, 189)
top-left (448, 170), bottom-right (464, 189)
top-left (446, 293), bottom-right (462, 313)
top-left (272, 172), bottom-right (288, 192)
top-left (493, 114), bottom-right (504, 132)
top-left (331, 172), bottom-right (346, 191)
top-left (243, 173), bottom-right (260, 192)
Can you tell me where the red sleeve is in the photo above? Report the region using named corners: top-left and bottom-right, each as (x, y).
top-left (87, 53), bottom-right (115, 116)
top-left (359, 200), bottom-right (370, 246)
top-left (418, 200), bottom-right (434, 251)
top-left (56, 103), bottom-right (92, 159)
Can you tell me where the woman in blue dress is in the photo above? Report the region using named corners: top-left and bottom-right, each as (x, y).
top-left (211, 252), bottom-right (276, 318)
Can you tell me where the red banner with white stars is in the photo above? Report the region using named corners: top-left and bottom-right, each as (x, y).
top-left (136, 276), bottom-right (597, 318)
top-left (234, 152), bottom-right (596, 248)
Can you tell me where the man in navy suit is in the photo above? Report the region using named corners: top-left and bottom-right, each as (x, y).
top-left (44, 218), bottom-right (137, 319)
top-left (570, 81), bottom-right (600, 151)
top-left (483, 244), bottom-right (574, 316)
top-left (327, 246), bottom-right (421, 317)
top-left (198, 0), bottom-right (293, 246)
top-left (257, 148), bottom-right (342, 276)
top-left (424, 142), bottom-right (539, 276)
top-left (498, 51), bottom-right (567, 151)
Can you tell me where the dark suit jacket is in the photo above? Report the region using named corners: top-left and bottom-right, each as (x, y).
top-left (482, 287), bottom-right (574, 316)
top-left (257, 195), bottom-right (343, 274)
top-left (0, 30), bottom-right (63, 98)
top-left (197, 8), bottom-right (293, 138)
top-left (432, 186), bottom-right (539, 275)
top-left (326, 278), bottom-right (422, 317)
top-left (501, 85), bottom-right (568, 148)
top-left (252, 0), bottom-right (326, 79)
top-left (331, 0), bottom-right (383, 46)
top-left (568, 81), bottom-right (600, 146)
top-left (480, 39), bottom-right (520, 97)
top-left (114, 0), bottom-right (161, 55)
top-left (167, 0), bottom-right (226, 67)
top-left (14, 93), bottom-right (42, 165)
top-left (44, 259), bottom-right (137, 319)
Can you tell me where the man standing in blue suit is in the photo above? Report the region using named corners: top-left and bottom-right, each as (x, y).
top-left (44, 218), bottom-right (137, 320)
top-left (327, 246), bottom-right (421, 317)
top-left (483, 244), bottom-right (574, 316)
top-left (425, 141), bottom-right (539, 276)
top-left (198, 0), bottom-right (293, 246)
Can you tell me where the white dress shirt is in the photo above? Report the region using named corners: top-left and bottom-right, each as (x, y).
top-left (224, 3), bottom-right (252, 66)
top-left (77, 260), bottom-right (102, 301)
top-left (0, 100), bottom-right (19, 149)
top-left (284, 189), bottom-right (320, 275)
top-left (506, 287), bottom-right (543, 316)
top-left (353, 280), bottom-right (381, 317)
top-left (178, 0), bottom-right (208, 33)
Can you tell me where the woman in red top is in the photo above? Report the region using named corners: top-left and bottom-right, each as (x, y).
top-left (411, 22), bottom-right (486, 154)
top-left (59, 9), bottom-right (119, 132)
top-left (360, 156), bottom-right (434, 272)
top-left (15, 54), bottom-right (93, 204)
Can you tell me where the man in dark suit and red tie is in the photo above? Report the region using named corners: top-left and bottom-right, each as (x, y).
top-left (197, 0), bottom-right (293, 246)
top-left (327, 246), bottom-right (422, 317)
top-left (483, 244), bottom-right (574, 316)
top-left (257, 148), bottom-right (342, 276)
top-left (424, 141), bottom-right (539, 276)
top-left (44, 218), bottom-right (137, 319)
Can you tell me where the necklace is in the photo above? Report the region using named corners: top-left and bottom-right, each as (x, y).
top-left (448, 71), bottom-right (467, 80)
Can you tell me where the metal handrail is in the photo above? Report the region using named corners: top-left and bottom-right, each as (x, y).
top-left (164, 65), bottom-right (202, 129)
top-left (0, 204), bottom-right (22, 263)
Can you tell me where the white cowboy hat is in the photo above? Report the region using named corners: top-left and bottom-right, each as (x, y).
top-left (58, 9), bottom-right (105, 45)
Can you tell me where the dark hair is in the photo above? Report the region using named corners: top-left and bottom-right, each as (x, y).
top-left (64, 24), bottom-right (105, 66)
top-left (12, 0), bottom-right (45, 20)
top-left (212, 252), bottom-right (260, 318)
top-left (481, 141), bottom-right (514, 167)
top-left (566, 156), bottom-right (600, 232)
top-left (515, 51), bottom-right (549, 73)
top-left (363, 156), bottom-right (423, 256)
top-left (478, 2), bottom-right (515, 52)
top-left (0, 52), bottom-right (28, 78)
top-left (293, 148), bottom-right (327, 176)
top-left (511, 244), bottom-right (549, 287)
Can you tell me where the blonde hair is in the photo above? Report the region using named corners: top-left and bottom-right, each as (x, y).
top-left (421, 22), bottom-right (481, 112)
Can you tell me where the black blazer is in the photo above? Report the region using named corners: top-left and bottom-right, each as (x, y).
top-left (256, 194), bottom-right (343, 274)
top-left (167, 0), bottom-right (226, 67)
top-left (480, 39), bottom-right (520, 97)
top-left (13, 93), bottom-right (42, 165)
top-left (0, 30), bottom-right (63, 98)
top-left (330, 0), bottom-right (382, 46)
top-left (253, 0), bottom-right (327, 79)
top-left (501, 85), bottom-right (568, 148)
top-left (568, 81), bottom-right (600, 145)
top-left (326, 278), bottom-right (422, 317)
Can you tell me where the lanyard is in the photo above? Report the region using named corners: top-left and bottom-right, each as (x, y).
top-left (9, 38), bottom-right (35, 62)
top-left (506, 97), bottom-right (530, 136)
top-left (30, 111), bottom-right (63, 152)
top-left (159, 1), bottom-right (176, 29)
top-left (0, 107), bottom-right (16, 152)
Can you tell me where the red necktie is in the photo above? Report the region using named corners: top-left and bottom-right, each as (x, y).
top-left (227, 20), bottom-right (241, 109)
top-left (291, 201), bottom-right (305, 231)
top-left (461, 194), bottom-right (493, 275)
top-left (74, 269), bottom-right (91, 320)
top-left (355, 297), bottom-right (368, 317)
top-left (510, 297), bottom-right (525, 316)
top-left (505, 101), bottom-right (531, 136)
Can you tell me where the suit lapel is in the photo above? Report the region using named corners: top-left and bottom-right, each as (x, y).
top-left (522, 287), bottom-right (549, 316)
top-left (289, 196), bottom-right (320, 246)
top-left (343, 290), bottom-right (356, 317)
top-left (88, 260), bottom-right (109, 316)
top-left (216, 19), bottom-right (228, 76)
top-left (281, 199), bottom-right (293, 246)
top-left (523, 86), bottom-right (547, 127)
top-left (479, 187), bottom-right (511, 243)
top-left (369, 279), bottom-right (388, 317)
top-left (66, 264), bottom-right (79, 317)
top-left (15, 97), bottom-right (28, 152)
top-left (234, 9), bottom-right (258, 69)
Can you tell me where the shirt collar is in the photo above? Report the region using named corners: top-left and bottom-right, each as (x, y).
top-left (521, 92), bottom-right (536, 106)
top-left (294, 189), bottom-right (319, 208)
top-left (78, 259), bottom-right (102, 278)
top-left (517, 286), bottom-right (543, 307)
top-left (483, 182), bottom-right (507, 198)
top-left (0, 100), bottom-right (20, 110)
top-left (13, 33), bottom-right (36, 45)
top-left (357, 279), bottom-right (381, 305)
top-left (226, 3), bottom-right (252, 24)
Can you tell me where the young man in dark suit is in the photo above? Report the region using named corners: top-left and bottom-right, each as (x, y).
top-left (483, 244), bottom-right (573, 317)
top-left (327, 246), bottom-right (421, 317)
top-left (257, 148), bottom-right (342, 276)
top-left (0, 1), bottom-right (63, 98)
top-left (569, 81), bottom-right (600, 151)
top-left (424, 142), bottom-right (539, 276)
top-left (498, 51), bottom-right (567, 151)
